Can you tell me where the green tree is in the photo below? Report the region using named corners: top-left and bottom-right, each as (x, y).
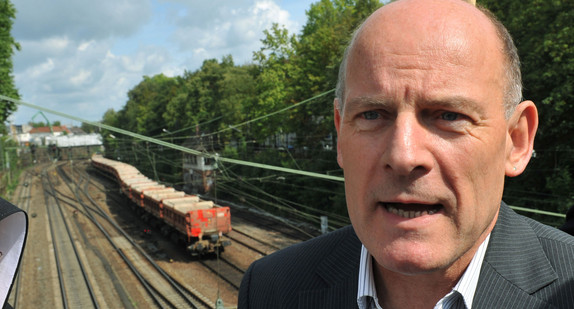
top-left (100, 108), bottom-right (121, 156)
top-left (29, 121), bottom-right (47, 128)
top-left (0, 0), bottom-right (20, 121)
top-left (81, 121), bottom-right (97, 133)
top-left (193, 56), bottom-right (237, 136)
top-left (101, 108), bottom-right (118, 127)
top-left (99, 1), bottom-right (391, 221)
top-left (126, 74), bottom-right (179, 135)
top-left (163, 56), bottom-right (254, 144)
top-left (218, 64), bottom-right (258, 141)
top-left (251, 24), bottom-right (297, 141)
top-left (289, 0), bottom-right (382, 149)
top-left (251, 0), bottom-right (382, 151)
top-left (480, 0), bottom-right (574, 222)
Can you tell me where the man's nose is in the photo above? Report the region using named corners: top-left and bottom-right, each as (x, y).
top-left (382, 114), bottom-right (432, 176)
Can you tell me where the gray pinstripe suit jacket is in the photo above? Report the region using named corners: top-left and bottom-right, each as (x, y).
top-left (238, 203), bottom-right (574, 308)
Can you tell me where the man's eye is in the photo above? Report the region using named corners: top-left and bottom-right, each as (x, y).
top-left (440, 112), bottom-right (460, 121)
top-left (362, 111), bottom-right (380, 120)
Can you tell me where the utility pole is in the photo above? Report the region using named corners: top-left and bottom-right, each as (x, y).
top-left (5, 150), bottom-right (10, 184)
top-left (0, 137), bottom-right (4, 173)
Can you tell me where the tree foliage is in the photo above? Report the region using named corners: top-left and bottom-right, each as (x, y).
top-left (29, 120), bottom-right (61, 128)
top-left (286, 0), bottom-right (382, 147)
top-left (251, 24), bottom-right (297, 141)
top-left (0, 0), bottom-right (19, 122)
top-left (101, 0), bottom-right (572, 224)
top-left (480, 0), bottom-right (574, 223)
top-left (100, 1), bottom-right (385, 222)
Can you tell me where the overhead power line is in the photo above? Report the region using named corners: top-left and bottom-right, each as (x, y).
top-left (0, 94), bottom-right (344, 182)
top-left (2, 94), bottom-right (567, 220)
top-left (203, 89), bottom-right (336, 137)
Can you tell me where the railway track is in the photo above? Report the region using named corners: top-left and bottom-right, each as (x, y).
top-left (12, 159), bottom-right (311, 308)
top-left (227, 228), bottom-right (281, 256)
top-left (57, 161), bottom-right (215, 309)
top-left (200, 256), bottom-right (244, 291)
top-left (232, 206), bottom-right (317, 242)
top-left (42, 166), bottom-right (100, 308)
top-left (8, 170), bottom-right (33, 308)
top-left (87, 171), bottom-right (282, 293)
top-left (86, 162), bottom-right (249, 291)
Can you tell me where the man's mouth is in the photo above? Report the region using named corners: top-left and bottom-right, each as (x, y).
top-left (382, 202), bottom-right (442, 219)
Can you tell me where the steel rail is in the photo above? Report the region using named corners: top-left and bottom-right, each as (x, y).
top-left (9, 171), bottom-right (33, 308)
top-left (56, 164), bottom-right (169, 308)
top-left (58, 161), bottom-right (214, 309)
top-left (42, 167), bottom-right (100, 309)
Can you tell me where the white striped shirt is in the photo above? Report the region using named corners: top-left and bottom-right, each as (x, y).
top-left (357, 234), bottom-right (491, 309)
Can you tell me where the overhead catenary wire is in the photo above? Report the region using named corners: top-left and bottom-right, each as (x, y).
top-left (201, 89), bottom-right (336, 137)
top-left (215, 160), bottom-right (350, 228)
top-left (148, 115), bottom-right (226, 138)
top-left (1, 94), bottom-right (568, 221)
top-left (0, 94), bottom-right (344, 182)
top-left (104, 138), bottom-right (570, 221)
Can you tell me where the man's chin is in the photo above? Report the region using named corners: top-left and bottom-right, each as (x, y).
top-left (384, 263), bottom-right (444, 277)
top-left (375, 250), bottom-right (452, 276)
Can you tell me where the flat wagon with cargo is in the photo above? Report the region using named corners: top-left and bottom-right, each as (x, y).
top-left (91, 154), bottom-right (231, 255)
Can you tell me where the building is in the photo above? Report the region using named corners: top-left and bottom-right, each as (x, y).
top-left (28, 125), bottom-right (71, 146)
top-left (9, 124), bottom-right (102, 148)
top-left (182, 144), bottom-right (216, 194)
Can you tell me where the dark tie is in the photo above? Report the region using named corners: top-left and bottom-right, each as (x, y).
top-left (444, 291), bottom-right (467, 309)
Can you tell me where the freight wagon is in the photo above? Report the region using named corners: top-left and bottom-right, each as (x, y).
top-left (91, 154), bottom-right (231, 255)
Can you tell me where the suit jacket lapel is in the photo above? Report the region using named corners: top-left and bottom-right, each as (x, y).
top-left (298, 226), bottom-right (362, 309)
top-left (295, 203), bottom-right (560, 308)
top-left (473, 203), bottom-right (558, 308)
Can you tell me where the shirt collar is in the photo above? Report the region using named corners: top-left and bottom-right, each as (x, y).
top-left (357, 245), bottom-right (380, 309)
top-left (357, 234), bottom-right (491, 309)
top-left (451, 233), bottom-right (490, 308)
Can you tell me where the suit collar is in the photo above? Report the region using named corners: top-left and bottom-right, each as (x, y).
top-left (310, 204), bottom-right (558, 293)
top-left (297, 204), bottom-right (559, 308)
top-left (484, 202), bottom-right (557, 293)
top-left (472, 202), bottom-right (558, 308)
top-left (299, 226), bottom-right (362, 308)
top-left (315, 226), bottom-right (362, 285)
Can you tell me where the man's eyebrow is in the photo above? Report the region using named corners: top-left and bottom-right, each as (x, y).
top-left (346, 96), bottom-right (393, 109)
top-left (345, 95), bottom-right (487, 115)
top-left (424, 96), bottom-right (485, 115)
top-left (347, 96), bottom-right (480, 107)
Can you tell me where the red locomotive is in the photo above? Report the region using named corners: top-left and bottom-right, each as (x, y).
top-left (91, 154), bottom-right (231, 255)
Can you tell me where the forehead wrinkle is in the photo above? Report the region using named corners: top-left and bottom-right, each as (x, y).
top-left (345, 94), bottom-right (491, 121)
top-left (423, 96), bottom-right (487, 119)
top-left (346, 96), bottom-right (394, 111)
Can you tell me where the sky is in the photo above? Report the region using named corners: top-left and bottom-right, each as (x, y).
top-left (10, 0), bottom-right (317, 127)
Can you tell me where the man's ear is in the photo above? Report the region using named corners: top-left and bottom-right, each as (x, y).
top-left (334, 98), bottom-right (344, 169)
top-left (505, 100), bottom-right (538, 177)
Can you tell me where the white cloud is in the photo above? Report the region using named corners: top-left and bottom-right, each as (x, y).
top-left (29, 58), bottom-right (55, 78)
top-left (10, 0), bottom-right (316, 125)
top-left (15, 39), bottom-right (172, 123)
top-left (70, 70), bottom-right (92, 86)
top-left (78, 41), bottom-right (95, 52)
top-left (13, 0), bottom-right (153, 40)
top-left (170, 0), bottom-right (296, 66)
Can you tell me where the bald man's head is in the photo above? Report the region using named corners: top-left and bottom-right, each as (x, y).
top-left (335, 0), bottom-right (521, 118)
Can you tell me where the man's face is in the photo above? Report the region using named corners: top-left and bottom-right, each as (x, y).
top-left (335, 5), bottom-right (510, 275)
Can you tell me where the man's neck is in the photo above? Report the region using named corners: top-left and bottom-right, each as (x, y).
top-left (373, 242), bottom-right (482, 309)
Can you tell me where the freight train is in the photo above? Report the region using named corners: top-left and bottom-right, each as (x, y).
top-left (91, 154), bottom-right (231, 256)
